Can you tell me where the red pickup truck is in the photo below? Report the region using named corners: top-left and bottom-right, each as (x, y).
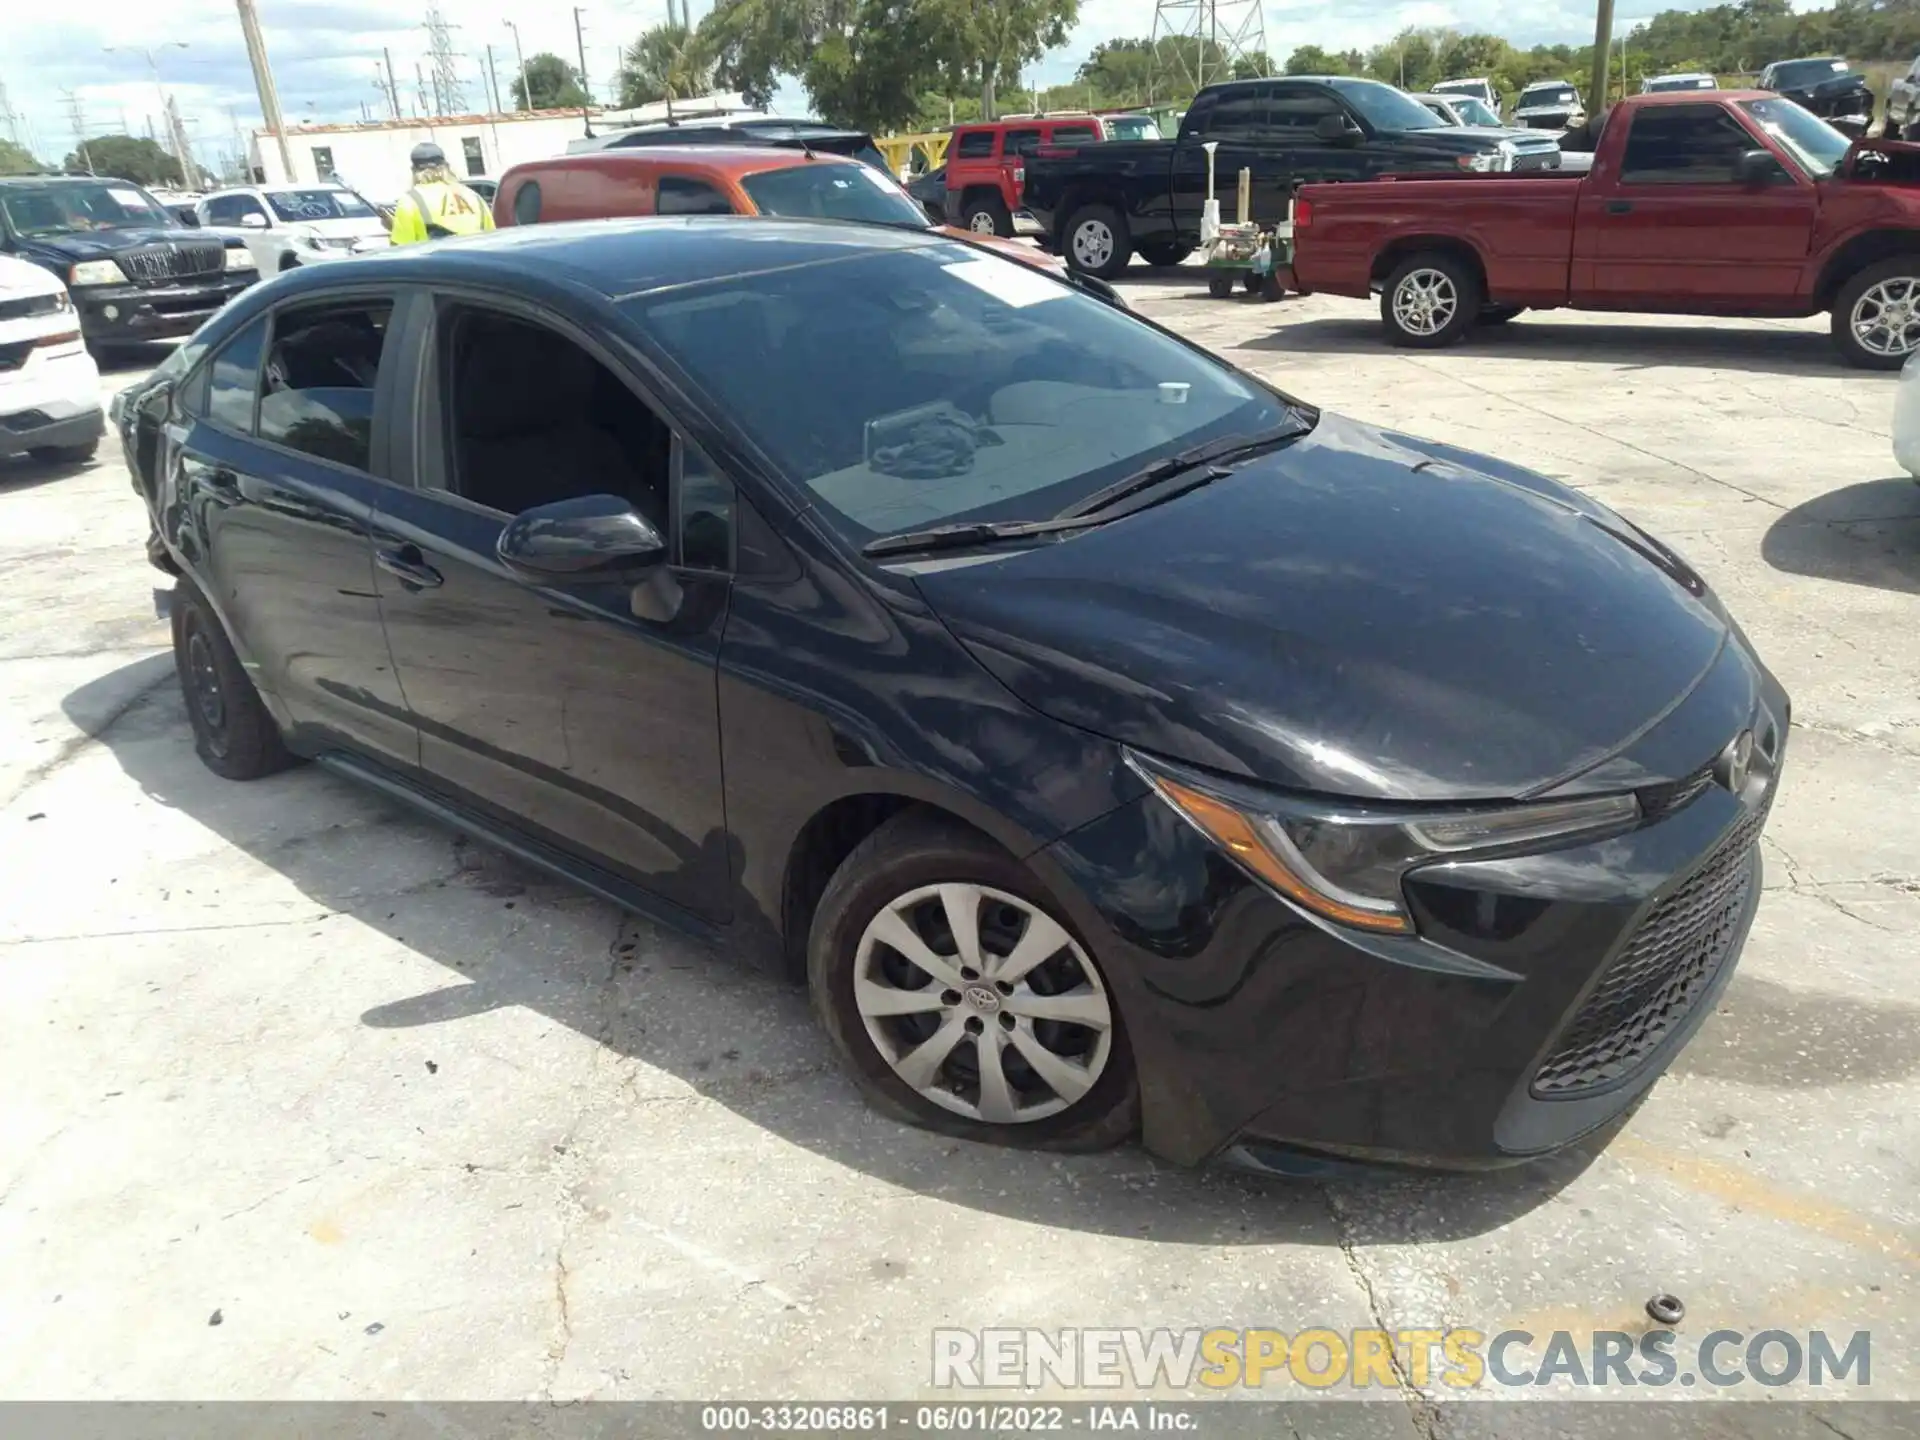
top-left (1289, 90), bottom-right (1920, 368)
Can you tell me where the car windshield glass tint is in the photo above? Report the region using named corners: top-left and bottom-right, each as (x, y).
top-left (1740, 97), bottom-right (1850, 177)
top-left (1453, 98), bottom-right (1501, 126)
top-left (1649, 76), bottom-right (1713, 91)
top-left (1775, 60), bottom-right (1850, 88)
top-left (265, 189), bottom-right (377, 222)
top-left (1325, 78), bottom-right (1446, 130)
top-left (0, 182), bottom-right (171, 236)
top-left (1105, 116), bottom-right (1160, 140)
top-left (740, 164), bottom-right (931, 228)
top-left (628, 244), bottom-right (1294, 543)
top-left (1523, 87), bottom-right (1577, 107)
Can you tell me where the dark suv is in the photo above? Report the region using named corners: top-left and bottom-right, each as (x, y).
top-left (0, 175), bottom-right (256, 349)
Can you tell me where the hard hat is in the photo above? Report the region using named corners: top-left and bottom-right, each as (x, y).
top-left (410, 142), bottom-right (447, 168)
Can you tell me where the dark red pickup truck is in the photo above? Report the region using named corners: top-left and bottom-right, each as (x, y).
top-left (1289, 90), bottom-right (1920, 367)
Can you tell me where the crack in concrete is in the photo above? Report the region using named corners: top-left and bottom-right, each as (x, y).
top-left (1321, 1184), bottom-right (1439, 1440)
top-left (2, 664), bottom-right (174, 810)
top-left (0, 913), bottom-right (337, 947)
top-left (0, 1123), bottom-right (70, 1211)
top-left (218, 1169), bottom-right (327, 1222)
top-left (1813, 1412), bottom-right (1863, 1440)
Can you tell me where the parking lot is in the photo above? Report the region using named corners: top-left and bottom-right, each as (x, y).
top-left (2, 276), bottom-right (1917, 1414)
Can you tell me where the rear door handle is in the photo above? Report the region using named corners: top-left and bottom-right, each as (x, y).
top-left (375, 544), bottom-right (444, 591)
top-left (1606, 200), bottom-right (1633, 215)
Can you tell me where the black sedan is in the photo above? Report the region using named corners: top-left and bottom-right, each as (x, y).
top-left (116, 218), bottom-right (1787, 1171)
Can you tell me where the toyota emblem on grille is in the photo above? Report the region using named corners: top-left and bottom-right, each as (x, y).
top-left (1716, 730), bottom-right (1755, 794)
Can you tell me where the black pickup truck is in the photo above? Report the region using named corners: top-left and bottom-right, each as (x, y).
top-left (1022, 75), bottom-right (1564, 278)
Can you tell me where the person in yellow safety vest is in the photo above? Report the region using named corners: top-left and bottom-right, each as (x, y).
top-left (389, 142), bottom-right (496, 245)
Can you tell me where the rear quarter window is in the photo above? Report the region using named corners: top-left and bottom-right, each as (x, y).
top-left (1048, 125), bottom-right (1099, 145)
top-left (509, 179), bottom-right (542, 225)
top-left (954, 130), bottom-right (996, 160)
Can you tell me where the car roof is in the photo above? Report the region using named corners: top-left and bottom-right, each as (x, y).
top-left (261, 214), bottom-right (948, 301)
top-left (0, 173), bottom-right (146, 187)
top-left (1520, 80), bottom-right (1576, 90)
top-left (509, 145), bottom-right (863, 183)
top-left (1632, 88), bottom-right (1767, 105)
top-left (1433, 78), bottom-right (1491, 86)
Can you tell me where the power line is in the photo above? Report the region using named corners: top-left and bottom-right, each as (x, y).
top-left (1149, 0), bottom-right (1271, 99)
top-left (62, 89), bottom-right (94, 173)
top-left (424, 7), bottom-right (468, 115)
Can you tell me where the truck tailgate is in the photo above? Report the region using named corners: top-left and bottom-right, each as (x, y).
top-left (1292, 175), bottom-right (1583, 303)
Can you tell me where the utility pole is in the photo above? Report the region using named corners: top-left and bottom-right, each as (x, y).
top-left (163, 92), bottom-right (196, 184)
top-left (234, 0), bottom-right (292, 179)
top-left (416, 61), bottom-right (432, 118)
top-left (62, 90), bottom-right (93, 173)
top-left (574, 7), bottom-right (594, 127)
top-left (485, 45), bottom-right (503, 114)
top-left (382, 48), bottom-right (403, 120)
top-left (505, 20), bottom-right (530, 111)
top-left (1589, 0), bottom-right (1615, 124)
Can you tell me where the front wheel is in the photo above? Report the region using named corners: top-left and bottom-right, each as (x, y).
top-left (808, 810), bottom-right (1138, 1151)
top-left (961, 196), bottom-right (1012, 238)
top-left (27, 439), bottom-right (99, 465)
top-left (1832, 259), bottom-right (1920, 369)
top-left (1136, 241), bottom-right (1193, 267)
top-left (1062, 203), bottom-right (1132, 280)
top-left (1207, 272), bottom-right (1236, 299)
top-left (1381, 252), bottom-right (1481, 349)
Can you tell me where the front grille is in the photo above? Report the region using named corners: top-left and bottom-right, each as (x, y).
top-left (0, 292), bottom-right (61, 322)
top-left (2, 409), bottom-right (51, 432)
top-left (119, 243), bottom-right (225, 285)
top-left (1636, 764), bottom-right (1714, 820)
top-left (1512, 150), bottom-right (1557, 171)
top-left (1532, 800), bottom-right (1768, 1097)
top-left (0, 338), bottom-right (30, 373)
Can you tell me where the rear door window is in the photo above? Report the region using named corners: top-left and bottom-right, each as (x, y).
top-left (954, 130), bottom-right (997, 160)
top-left (1205, 87), bottom-right (1274, 138)
top-left (205, 316), bottom-right (268, 434)
top-left (257, 301), bottom-right (393, 472)
top-left (1002, 128), bottom-right (1043, 157)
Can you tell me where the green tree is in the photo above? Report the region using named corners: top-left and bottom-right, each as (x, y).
top-left (1284, 45), bottom-right (1358, 76)
top-left (618, 22), bottom-right (717, 106)
top-left (512, 52), bottom-right (589, 110)
top-left (925, 0), bottom-right (1080, 117)
top-left (0, 138), bottom-right (47, 175)
top-left (63, 135), bottom-right (180, 186)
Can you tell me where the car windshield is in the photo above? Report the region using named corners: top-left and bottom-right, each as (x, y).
top-left (740, 163), bottom-right (932, 230)
top-left (0, 181), bottom-right (172, 236)
top-left (627, 243), bottom-right (1298, 542)
top-left (1774, 59), bottom-right (1850, 89)
top-left (1522, 87), bottom-right (1577, 107)
top-left (1647, 75), bottom-right (1714, 92)
top-left (1451, 97), bottom-right (1502, 126)
top-left (265, 189), bottom-right (377, 221)
top-left (1105, 115), bottom-right (1161, 141)
top-left (1741, 97), bottom-right (1851, 177)
top-left (1325, 77), bottom-right (1448, 131)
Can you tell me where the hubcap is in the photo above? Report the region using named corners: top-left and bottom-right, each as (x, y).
top-left (184, 625), bottom-right (229, 755)
top-left (1851, 277), bottom-right (1920, 357)
top-left (1071, 219), bottom-right (1114, 270)
top-left (969, 211), bottom-right (998, 234)
top-left (853, 882), bottom-right (1113, 1125)
top-left (1392, 268), bottom-right (1458, 337)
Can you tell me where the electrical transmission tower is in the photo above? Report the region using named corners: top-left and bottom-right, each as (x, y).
top-left (0, 74), bottom-right (20, 146)
top-left (423, 7), bottom-right (468, 115)
top-left (1149, 0), bottom-right (1272, 100)
top-left (62, 90), bottom-right (95, 173)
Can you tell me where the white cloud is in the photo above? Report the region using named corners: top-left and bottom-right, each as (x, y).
top-left (6, 0), bottom-right (1727, 167)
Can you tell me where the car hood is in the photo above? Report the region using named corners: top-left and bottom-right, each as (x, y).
top-left (909, 414), bottom-right (1730, 802)
top-left (1784, 73), bottom-right (1869, 103)
top-left (0, 253), bottom-right (63, 298)
top-left (15, 227), bottom-right (198, 264)
top-left (285, 216), bottom-right (388, 240)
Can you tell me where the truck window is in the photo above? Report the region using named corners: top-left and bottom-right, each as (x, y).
top-left (1003, 128), bottom-right (1043, 157)
top-left (1049, 125), bottom-right (1098, 144)
top-left (954, 130), bottom-right (996, 160)
top-left (1620, 105), bottom-right (1758, 184)
top-left (1203, 87), bottom-right (1273, 138)
top-left (1270, 87), bottom-right (1344, 132)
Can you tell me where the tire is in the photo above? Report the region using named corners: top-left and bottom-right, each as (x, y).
top-left (1480, 305), bottom-right (1523, 325)
top-left (170, 580), bottom-right (295, 781)
top-left (1061, 203), bottom-right (1132, 280)
top-left (1136, 241), bottom-right (1193, 267)
top-left (279, 253), bottom-right (303, 272)
top-left (27, 439), bottom-right (99, 465)
top-left (1832, 258), bottom-right (1920, 369)
top-left (1207, 272), bottom-right (1236, 299)
top-left (960, 195), bottom-right (1012, 238)
top-left (807, 809), bottom-right (1138, 1151)
top-left (1381, 251), bottom-right (1482, 349)
top-left (1259, 269), bottom-right (1286, 302)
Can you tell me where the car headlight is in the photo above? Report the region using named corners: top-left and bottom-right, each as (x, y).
top-left (224, 246), bottom-right (256, 270)
top-left (1458, 142), bottom-right (1517, 172)
top-left (1128, 752), bottom-right (1641, 935)
top-left (68, 259), bottom-right (127, 286)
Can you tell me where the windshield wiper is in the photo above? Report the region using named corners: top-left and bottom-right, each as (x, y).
top-left (861, 514), bottom-right (1099, 559)
top-left (1055, 420), bottom-right (1312, 520)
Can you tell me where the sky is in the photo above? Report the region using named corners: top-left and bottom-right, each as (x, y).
top-left (4, 0), bottom-right (1721, 172)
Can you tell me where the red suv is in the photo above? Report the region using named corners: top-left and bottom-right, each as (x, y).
top-left (942, 114), bottom-right (1110, 236)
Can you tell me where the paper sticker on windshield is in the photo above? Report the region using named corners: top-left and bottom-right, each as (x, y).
top-left (942, 258), bottom-right (1063, 308)
top-left (108, 188), bottom-right (146, 207)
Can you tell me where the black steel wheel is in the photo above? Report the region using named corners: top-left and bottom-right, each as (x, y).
top-left (170, 581), bottom-right (296, 780)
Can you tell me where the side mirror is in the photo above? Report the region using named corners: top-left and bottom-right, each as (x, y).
top-left (496, 494), bottom-right (666, 583)
top-left (240, 212), bottom-right (269, 229)
top-left (1314, 112), bottom-right (1361, 144)
top-left (1735, 148), bottom-right (1782, 185)
top-left (175, 209), bottom-right (201, 228)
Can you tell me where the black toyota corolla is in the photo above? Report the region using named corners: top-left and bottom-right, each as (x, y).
top-left (117, 218), bottom-right (1787, 1171)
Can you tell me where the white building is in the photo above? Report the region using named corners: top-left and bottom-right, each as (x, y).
top-left (248, 94), bottom-right (760, 204)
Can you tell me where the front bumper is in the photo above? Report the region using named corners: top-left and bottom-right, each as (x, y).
top-left (73, 276), bottom-right (256, 343)
top-left (0, 346), bottom-right (105, 458)
top-left (0, 404), bottom-right (103, 459)
top-left (1036, 649), bottom-right (1789, 1172)
top-left (1013, 209), bottom-right (1045, 238)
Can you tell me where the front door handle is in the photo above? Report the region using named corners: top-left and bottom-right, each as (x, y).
top-left (375, 544), bottom-right (444, 591)
top-left (1606, 200), bottom-right (1633, 215)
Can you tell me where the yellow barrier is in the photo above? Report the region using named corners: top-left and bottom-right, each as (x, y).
top-left (875, 132), bottom-right (950, 176)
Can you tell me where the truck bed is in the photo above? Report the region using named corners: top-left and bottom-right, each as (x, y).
top-left (1292, 174), bottom-right (1584, 305)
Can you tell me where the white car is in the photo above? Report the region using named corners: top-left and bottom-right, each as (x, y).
top-left (1895, 351), bottom-right (1920, 479)
top-left (195, 184), bottom-right (390, 274)
top-left (0, 255), bottom-right (102, 467)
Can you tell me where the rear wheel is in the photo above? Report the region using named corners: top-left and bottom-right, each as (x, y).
top-left (1062, 203), bottom-right (1131, 280)
top-left (1207, 272), bottom-right (1236, 298)
top-left (1136, 241), bottom-right (1193, 267)
top-left (1832, 258), bottom-right (1920, 369)
top-left (1381, 251), bottom-right (1481, 349)
top-left (808, 810), bottom-right (1138, 1151)
top-left (171, 581), bottom-right (295, 780)
top-left (961, 195), bottom-right (1012, 238)
top-left (279, 253), bottom-right (302, 272)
